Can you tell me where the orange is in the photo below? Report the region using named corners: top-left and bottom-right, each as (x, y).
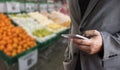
top-left (3, 49), bottom-right (8, 53)
top-left (0, 45), bottom-right (5, 51)
top-left (18, 41), bottom-right (23, 47)
top-left (30, 38), bottom-right (35, 41)
top-left (26, 47), bottom-right (30, 50)
top-left (17, 46), bottom-right (23, 54)
top-left (6, 44), bottom-right (13, 51)
top-left (18, 45), bottom-right (22, 50)
top-left (0, 14), bottom-right (37, 57)
top-left (5, 51), bottom-right (12, 57)
top-left (13, 38), bottom-right (19, 43)
top-left (17, 49), bottom-right (22, 54)
top-left (18, 37), bottom-right (22, 41)
top-left (12, 43), bottom-right (18, 49)
top-left (23, 44), bottom-right (28, 49)
top-left (7, 39), bottom-right (13, 44)
top-left (11, 50), bottom-right (17, 57)
top-left (0, 40), bottom-right (6, 45)
top-left (30, 41), bottom-right (36, 47)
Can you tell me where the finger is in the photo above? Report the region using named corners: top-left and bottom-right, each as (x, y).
top-left (76, 45), bottom-right (90, 53)
top-left (73, 38), bottom-right (92, 46)
top-left (83, 30), bottom-right (100, 37)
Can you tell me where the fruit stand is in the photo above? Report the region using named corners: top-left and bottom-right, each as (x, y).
top-left (0, 12), bottom-right (70, 70)
top-left (0, 13), bottom-right (38, 70)
top-left (0, 0), bottom-right (70, 70)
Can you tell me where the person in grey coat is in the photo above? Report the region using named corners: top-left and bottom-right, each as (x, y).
top-left (63, 0), bottom-right (120, 70)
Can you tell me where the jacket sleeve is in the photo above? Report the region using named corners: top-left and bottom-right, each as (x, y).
top-left (100, 31), bottom-right (120, 60)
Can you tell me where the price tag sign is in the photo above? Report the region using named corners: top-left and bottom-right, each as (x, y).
top-left (25, 3), bottom-right (36, 12)
top-left (6, 1), bottom-right (20, 13)
top-left (0, 3), bottom-right (5, 12)
top-left (47, 0), bottom-right (54, 3)
top-left (48, 3), bottom-right (55, 12)
top-left (20, 3), bottom-right (25, 12)
top-left (40, 3), bottom-right (47, 12)
top-left (18, 49), bottom-right (38, 70)
top-left (56, 2), bottom-right (62, 10)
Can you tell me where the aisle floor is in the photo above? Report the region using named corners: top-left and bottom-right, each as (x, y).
top-left (35, 38), bottom-right (67, 70)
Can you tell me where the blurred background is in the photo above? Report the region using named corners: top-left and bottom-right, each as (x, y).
top-left (0, 0), bottom-right (70, 70)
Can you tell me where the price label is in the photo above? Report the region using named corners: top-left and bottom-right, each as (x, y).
top-left (56, 2), bottom-right (62, 10)
top-left (25, 3), bottom-right (36, 12)
top-left (20, 3), bottom-right (25, 12)
top-left (6, 2), bottom-right (20, 13)
top-left (18, 49), bottom-right (38, 70)
top-left (48, 3), bottom-right (55, 12)
top-left (40, 3), bottom-right (47, 12)
top-left (0, 3), bottom-right (5, 12)
top-left (47, 0), bottom-right (54, 3)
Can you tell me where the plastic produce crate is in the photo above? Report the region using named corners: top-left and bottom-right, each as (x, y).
top-left (0, 45), bottom-right (38, 65)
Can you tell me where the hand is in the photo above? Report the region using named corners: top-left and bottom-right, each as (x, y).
top-left (72, 30), bottom-right (103, 55)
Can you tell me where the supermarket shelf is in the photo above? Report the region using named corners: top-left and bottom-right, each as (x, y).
top-left (0, 13), bottom-right (70, 65)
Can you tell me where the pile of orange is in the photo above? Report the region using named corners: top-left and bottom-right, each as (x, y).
top-left (0, 13), bottom-right (37, 57)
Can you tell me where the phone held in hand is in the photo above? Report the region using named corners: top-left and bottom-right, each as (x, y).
top-left (61, 34), bottom-right (89, 40)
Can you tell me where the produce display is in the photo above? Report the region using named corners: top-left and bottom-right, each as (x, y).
top-left (14, 18), bottom-right (42, 31)
top-left (9, 14), bottom-right (43, 33)
top-left (32, 28), bottom-right (53, 38)
top-left (0, 14), bottom-right (37, 57)
top-left (32, 28), bottom-right (56, 42)
top-left (47, 23), bottom-right (67, 33)
top-left (9, 13), bottom-right (30, 19)
top-left (8, 13), bottom-right (57, 43)
top-left (41, 11), bottom-right (71, 27)
top-left (28, 12), bottom-right (54, 25)
top-left (0, 0), bottom-right (71, 65)
top-left (2, 12), bottom-right (70, 47)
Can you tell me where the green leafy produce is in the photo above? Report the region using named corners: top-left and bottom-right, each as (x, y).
top-left (9, 14), bottom-right (29, 18)
top-left (32, 29), bottom-right (53, 38)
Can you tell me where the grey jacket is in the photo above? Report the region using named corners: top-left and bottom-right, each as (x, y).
top-left (63, 0), bottom-right (120, 70)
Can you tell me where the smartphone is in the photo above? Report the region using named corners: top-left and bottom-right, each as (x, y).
top-left (61, 34), bottom-right (89, 40)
